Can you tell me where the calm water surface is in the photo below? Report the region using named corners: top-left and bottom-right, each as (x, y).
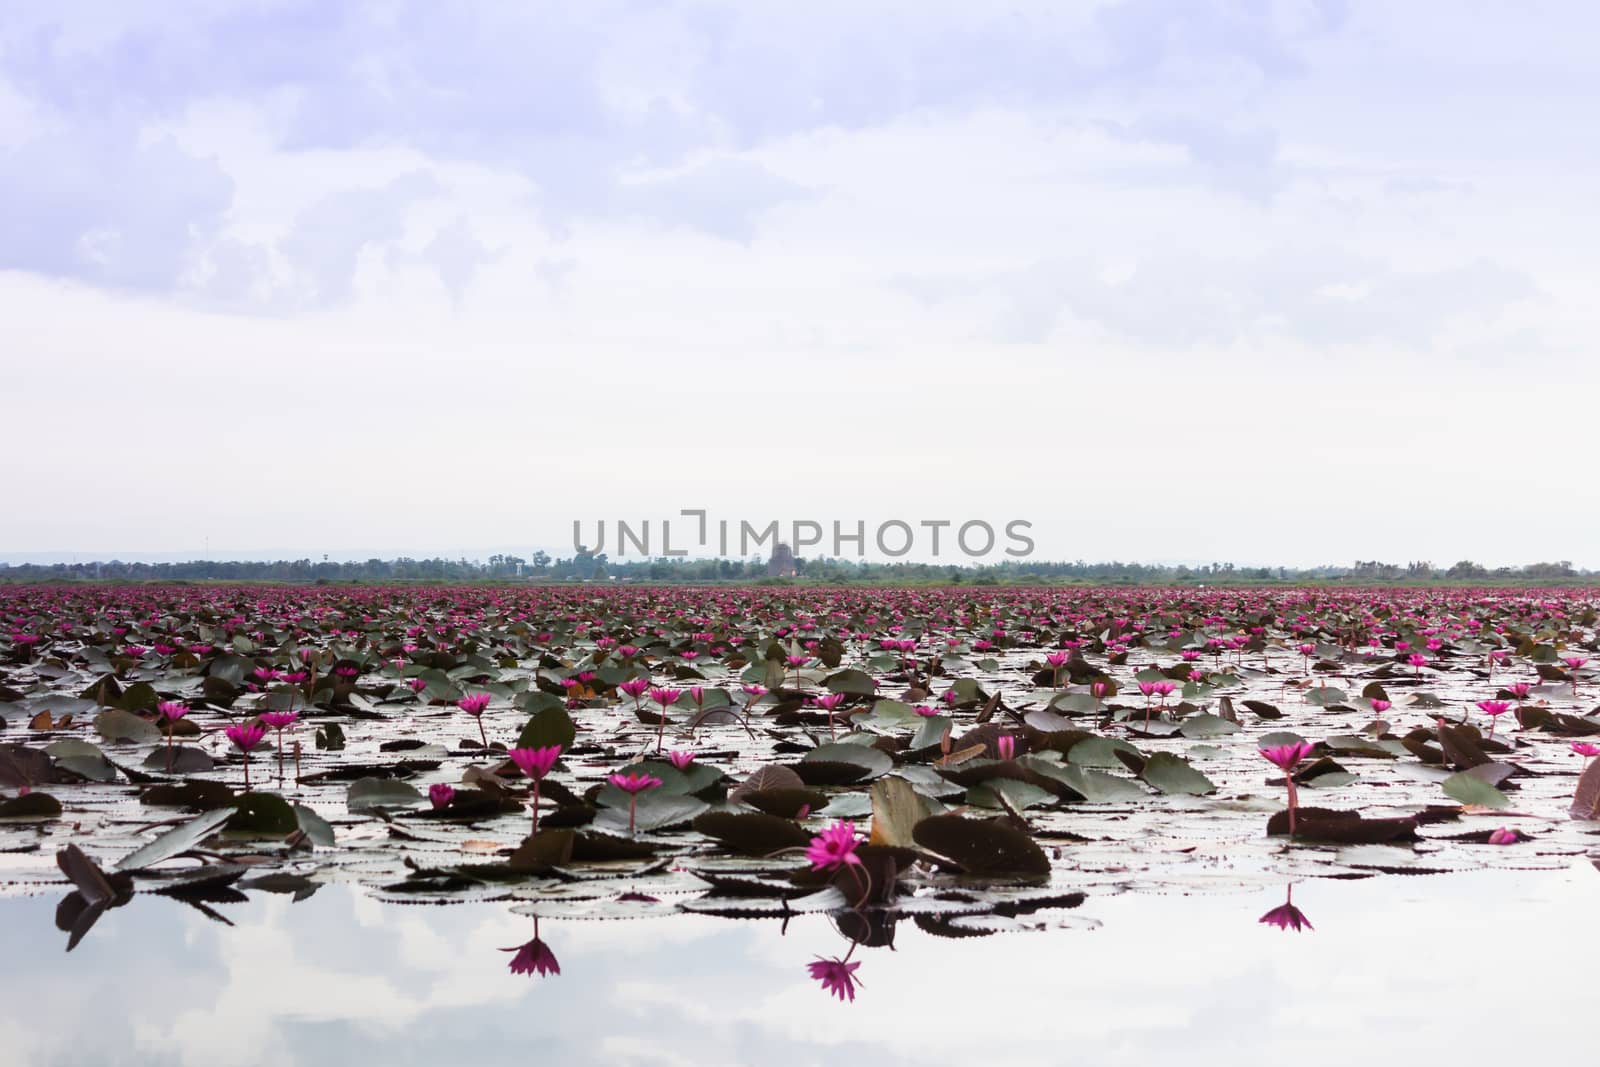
top-left (3, 863), bottom-right (1593, 1067)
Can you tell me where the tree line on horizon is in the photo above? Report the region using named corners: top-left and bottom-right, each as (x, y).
top-left (0, 553), bottom-right (1589, 585)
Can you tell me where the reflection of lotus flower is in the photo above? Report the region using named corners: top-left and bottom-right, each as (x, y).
top-left (807, 956), bottom-right (863, 1001)
top-left (1259, 887), bottom-right (1314, 932)
top-left (502, 932), bottom-right (560, 977)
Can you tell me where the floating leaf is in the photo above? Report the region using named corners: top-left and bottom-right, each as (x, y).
top-left (228, 792), bottom-right (299, 834)
top-left (517, 706), bottom-right (577, 751)
top-left (117, 807), bottom-right (236, 870)
top-left (94, 709), bottom-right (160, 744)
top-left (693, 811), bottom-right (812, 855)
top-left (0, 791), bottom-right (61, 818)
top-left (1139, 752), bottom-right (1216, 796)
top-left (869, 775), bottom-right (930, 848)
top-left (912, 814), bottom-right (1050, 877)
top-left (347, 778), bottom-right (424, 811)
top-left (1442, 772), bottom-right (1510, 809)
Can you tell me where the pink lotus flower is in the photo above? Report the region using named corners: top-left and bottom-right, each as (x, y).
top-left (509, 745), bottom-right (562, 781)
top-left (408, 678), bottom-right (428, 694)
top-left (618, 677), bottom-right (650, 709)
top-left (1370, 698), bottom-right (1392, 715)
top-left (1261, 741), bottom-right (1315, 837)
top-left (1487, 827), bottom-right (1520, 845)
top-left (429, 783), bottom-right (456, 809)
top-left (807, 956), bottom-right (863, 1002)
top-left (260, 710), bottom-right (299, 778)
top-left (609, 771), bottom-right (663, 834)
top-left (226, 721), bottom-right (267, 791)
top-left (157, 701), bottom-right (189, 772)
top-left (814, 692), bottom-right (846, 739)
top-left (805, 820), bottom-right (862, 872)
top-left (226, 722), bottom-right (266, 752)
top-left (458, 692), bottom-right (492, 747)
top-left (647, 687), bottom-right (683, 752)
top-left (1475, 700), bottom-right (1511, 738)
top-left (510, 745), bottom-right (562, 835)
top-left (996, 734), bottom-right (1016, 760)
top-left (668, 750), bottom-right (695, 770)
top-left (1574, 742), bottom-right (1600, 775)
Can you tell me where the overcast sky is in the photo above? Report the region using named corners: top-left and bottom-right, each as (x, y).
top-left (2, 1), bottom-right (1595, 568)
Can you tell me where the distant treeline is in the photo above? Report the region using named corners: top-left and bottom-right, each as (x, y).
top-left (0, 554), bottom-right (1593, 586)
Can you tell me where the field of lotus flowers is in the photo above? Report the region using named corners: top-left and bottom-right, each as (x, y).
top-left (4, 582), bottom-right (1599, 979)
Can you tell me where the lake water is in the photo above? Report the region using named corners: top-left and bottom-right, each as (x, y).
top-left (5, 862), bottom-right (1592, 1066)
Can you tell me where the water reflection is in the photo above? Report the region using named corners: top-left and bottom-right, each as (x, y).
top-left (806, 948), bottom-right (864, 1002)
top-left (1257, 884), bottom-right (1314, 932)
top-left (501, 917), bottom-right (561, 978)
top-left (14, 865), bottom-right (1600, 1065)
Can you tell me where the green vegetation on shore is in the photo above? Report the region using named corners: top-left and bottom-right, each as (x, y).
top-left (2, 555), bottom-right (1591, 587)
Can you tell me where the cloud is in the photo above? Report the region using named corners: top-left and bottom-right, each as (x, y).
top-left (0, 128), bottom-right (232, 289)
top-left (616, 157), bottom-right (815, 242)
top-left (962, 250), bottom-right (1539, 350)
top-left (274, 170), bottom-right (439, 306)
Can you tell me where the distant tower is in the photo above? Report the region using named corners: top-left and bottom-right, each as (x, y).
top-left (766, 543), bottom-right (798, 577)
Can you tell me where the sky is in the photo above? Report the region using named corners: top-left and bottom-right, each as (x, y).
top-left (1, 1), bottom-right (1596, 568)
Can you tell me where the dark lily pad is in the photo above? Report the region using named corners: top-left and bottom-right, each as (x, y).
top-left (912, 814), bottom-right (1050, 877)
top-left (693, 811), bottom-right (812, 855)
